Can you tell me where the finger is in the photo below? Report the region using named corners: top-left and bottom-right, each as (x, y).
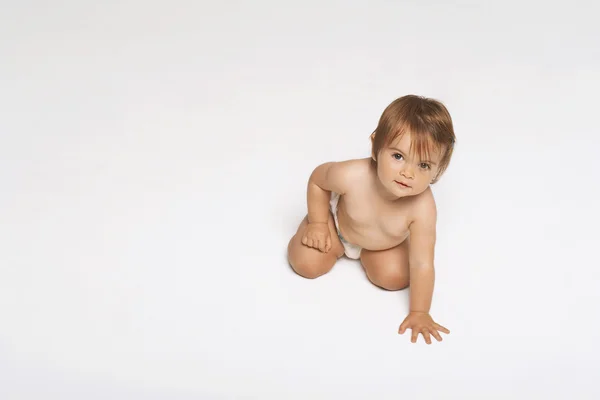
top-left (430, 329), bottom-right (443, 342)
top-left (398, 320), bottom-right (409, 334)
top-left (301, 236), bottom-right (308, 245)
top-left (325, 235), bottom-right (331, 252)
top-left (411, 328), bottom-right (418, 343)
top-left (434, 323), bottom-right (450, 334)
top-left (422, 329), bottom-right (432, 345)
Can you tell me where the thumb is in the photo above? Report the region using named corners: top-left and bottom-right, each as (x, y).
top-left (398, 319), bottom-right (409, 334)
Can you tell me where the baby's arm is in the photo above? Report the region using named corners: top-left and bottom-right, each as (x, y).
top-left (303, 161), bottom-right (356, 252)
top-left (407, 195), bottom-right (437, 314)
top-left (398, 192), bottom-right (450, 343)
top-left (307, 162), bottom-right (349, 225)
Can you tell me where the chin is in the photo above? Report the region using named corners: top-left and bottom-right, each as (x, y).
top-left (390, 188), bottom-right (411, 197)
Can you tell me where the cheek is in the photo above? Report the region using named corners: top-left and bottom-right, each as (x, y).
top-left (421, 171), bottom-right (433, 180)
top-left (378, 162), bottom-right (395, 179)
top-left (422, 170), bottom-right (436, 182)
top-left (382, 161), bottom-right (398, 174)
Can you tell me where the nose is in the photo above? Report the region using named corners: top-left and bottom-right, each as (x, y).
top-left (401, 166), bottom-right (414, 179)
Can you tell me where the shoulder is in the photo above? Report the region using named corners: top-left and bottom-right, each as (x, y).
top-left (335, 158), bottom-right (371, 179)
top-left (312, 158), bottom-right (371, 195)
top-left (408, 187), bottom-right (437, 229)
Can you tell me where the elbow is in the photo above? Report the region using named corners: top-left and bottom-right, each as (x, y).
top-left (409, 262), bottom-right (435, 270)
top-left (309, 163), bottom-right (335, 192)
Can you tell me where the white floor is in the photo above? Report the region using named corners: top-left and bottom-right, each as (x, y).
top-left (2, 1), bottom-right (599, 399)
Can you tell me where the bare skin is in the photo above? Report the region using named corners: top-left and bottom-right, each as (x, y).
top-left (287, 132), bottom-right (450, 344)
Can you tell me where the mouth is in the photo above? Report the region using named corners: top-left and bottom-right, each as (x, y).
top-left (395, 180), bottom-right (411, 188)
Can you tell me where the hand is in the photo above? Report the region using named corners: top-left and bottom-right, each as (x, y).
top-left (301, 222), bottom-right (331, 253)
top-left (398, 312), bottom-right (450, 344)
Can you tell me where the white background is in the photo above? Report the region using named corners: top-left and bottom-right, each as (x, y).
top-left (1, 1), bottom-right (599, 399)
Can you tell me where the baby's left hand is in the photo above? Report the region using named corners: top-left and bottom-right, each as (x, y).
top-left (399, 312), bottom-right (450, 344)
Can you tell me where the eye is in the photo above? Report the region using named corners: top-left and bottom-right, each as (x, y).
top-left (419, 163), bottom-right (431, 170)
top-left (392, 153), bottom-right (404, 161)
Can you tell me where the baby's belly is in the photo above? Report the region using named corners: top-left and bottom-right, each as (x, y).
top-left (346, 228), bottom-right (408, 251)
top-left (337, 214), bottom-right (409, 251)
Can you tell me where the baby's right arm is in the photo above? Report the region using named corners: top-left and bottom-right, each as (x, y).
top-left (306, 161), bottom-right (352, 224)
top-left (300, 161), bottom-right (355, 252)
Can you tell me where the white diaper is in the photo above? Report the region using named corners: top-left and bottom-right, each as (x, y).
top-left (329, 192), bottom-right (362, 259)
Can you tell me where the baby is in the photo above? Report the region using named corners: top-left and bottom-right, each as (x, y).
top-left (287, 95), bottom-right (456, 344)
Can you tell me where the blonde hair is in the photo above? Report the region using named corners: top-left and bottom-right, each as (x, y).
top-left (371, 95), bottom-right (456, 184)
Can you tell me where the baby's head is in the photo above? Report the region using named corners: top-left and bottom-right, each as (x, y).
top-left (370, 95), bottom-right (456, 196)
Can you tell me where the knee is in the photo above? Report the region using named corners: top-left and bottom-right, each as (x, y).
top-left (289, 259), bottom-right (329, 279)
top-left (287, 234), bottom-right (335, 279)
top-left (367, 268), bottom-right (409, 291)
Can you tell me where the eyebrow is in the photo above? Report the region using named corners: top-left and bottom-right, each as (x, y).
top-left (390, 147), bottom-right (438, 165)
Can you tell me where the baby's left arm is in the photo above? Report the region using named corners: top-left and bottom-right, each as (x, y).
top-left (407, 197), bottom-right (437, 314)
top-left (398, 196), bottom-right (450, 343)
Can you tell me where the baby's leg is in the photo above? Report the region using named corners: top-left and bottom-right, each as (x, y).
top-left (287, 214), bottom-right (345, 279)
top-left (360, 239), bottom-right (410, 290)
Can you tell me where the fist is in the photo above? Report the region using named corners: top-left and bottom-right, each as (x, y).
top-left (301, 222), bottom-right (332, 253)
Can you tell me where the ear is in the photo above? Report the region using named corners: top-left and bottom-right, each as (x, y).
top-left (370, 132), bottom-right (376, 161)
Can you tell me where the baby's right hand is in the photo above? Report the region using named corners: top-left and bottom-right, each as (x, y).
top-left (301, 222), bottom-right (332, 253)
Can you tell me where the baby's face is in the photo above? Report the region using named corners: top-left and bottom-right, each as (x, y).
top-left (375, 133), bottom-right (442, 199)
